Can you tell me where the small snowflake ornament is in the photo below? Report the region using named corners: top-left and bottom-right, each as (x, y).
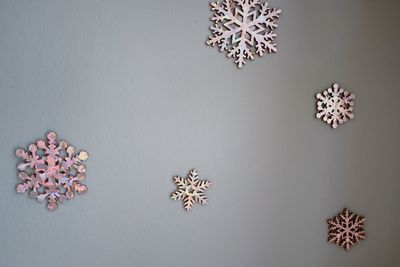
top-left (327, 208), bottom-right (366, 251)
top-left (16, 131), bottom-right (89, 211)
top-left (170, 169), bottom-right (211, 211)
top-left (206, 0), bottom-right (281, 68)
top-left (316, 83), bottom-right (355, 128)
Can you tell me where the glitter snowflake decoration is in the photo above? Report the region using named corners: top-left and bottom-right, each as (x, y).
top-left (170, 169), bottom-right (212, 211)
top-left (327, 208), bottom-right (367, 251)
top-left (206, 0), bottom-right (281, 68)
top-left (316, 83), bottom-right (355, 128)
top-left (16, 131), bottom-right (89, 211)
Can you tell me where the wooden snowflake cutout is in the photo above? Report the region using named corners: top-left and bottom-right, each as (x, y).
top-left (206, 0), bottom-right (281, 68)
top-left (316, 83), bottom-right (355, 128)
top-left (15, 131), bottom-right (89, 211)
top-left (327, 208), bottom-right (367, 251)
top-left (170, 169), bottom-right (211, 211)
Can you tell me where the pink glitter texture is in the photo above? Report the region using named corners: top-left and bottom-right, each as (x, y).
top-left (16, 131), bottom-right (89, 211)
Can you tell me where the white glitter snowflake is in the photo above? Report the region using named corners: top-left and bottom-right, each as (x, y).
top-left (316, 83), bottom-right (355, 128)
top-left (206, 0), bottom-right (281, 68)
top-left (16, 131), bottom-right (89, 211)
top-left (328, 208), bottom-right (367, 251)
top-left (171, 169), bottom-right (211, 211)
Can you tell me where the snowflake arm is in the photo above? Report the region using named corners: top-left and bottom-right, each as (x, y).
top-left (210, 0), bottom-right (238, 24)
top-left (251, 3), bottom-right (281, 55)
top-left (227, 40), bottom-right (254, 68)
top-left (251, 29), bottom-right (277, 56)
top-left (194, 179), bottom-right (212, 205)
top-left (171, 176), bottom-right (186, 200)
top-left (207, 1), bottom-right (240, 51)
top-left (183, 194), bottom-right (196, 211)
top-left (258, 3), bottom-right (281, 29)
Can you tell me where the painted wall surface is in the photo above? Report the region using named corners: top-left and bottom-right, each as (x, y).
top-left (0, 0), bottom-right (399, 266)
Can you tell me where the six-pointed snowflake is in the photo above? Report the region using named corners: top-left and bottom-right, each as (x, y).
top-left (316, 83), bottom-right (355, 128)
top-left (16, 131), bottom-right (89, 211)
top-left (206, 0), bottom-right (281, 68)
top-left (171, 169), bottom-right (211, 211)
top-left (327, 208), bottom-right (366, 251)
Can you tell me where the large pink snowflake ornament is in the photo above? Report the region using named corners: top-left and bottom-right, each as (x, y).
top-left (16, 131), bottom-right (89, 211)
top-left (206, 0), bottom-right (282, 68)
top-left (327, 208), bottom-right (367, 251)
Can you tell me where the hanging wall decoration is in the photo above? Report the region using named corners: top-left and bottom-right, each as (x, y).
top-left (206, 0), bottom-right (281, 68)
top-left (316, 83), bottom-right (355, 128)
top-left (327, 208), bottom-right (367, 251)
top-left (15, 131), bottom-right (89, 211)
top-left (170, 169), bottom-right (212, 211)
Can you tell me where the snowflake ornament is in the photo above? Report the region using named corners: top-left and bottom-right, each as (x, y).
top-left (170, 169), bottom-right (211, 211)
top-left (206, 0), bottom-right (281, 68)
top-left (327, 208), bottom-right (366, 251)
top-left (316, 83), bottom-right (355, 128)
top-left (16, 131), bottom-right (89, 211)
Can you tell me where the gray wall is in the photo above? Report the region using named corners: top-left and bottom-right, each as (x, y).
top-left (0, 0), bottom-right (399, 266)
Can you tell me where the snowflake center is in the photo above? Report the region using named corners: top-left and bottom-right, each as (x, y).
top-left (235, 17), bottom-right (257, 41)
top-left (186, 185), bottom-right (195, 194)
top-left (328, 97), bottom-right (346, 115)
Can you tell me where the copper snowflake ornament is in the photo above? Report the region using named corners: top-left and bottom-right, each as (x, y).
top-left (170, 169), bottom-right (211, 211)
top-left (316, 83), bottom-right (355, 128)
top-left (327, 208), bottom-right (367, 251)
top-left (206, 0), bottom-right (281, 68)
top-left (16, 131), bottom-right (89, 211)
